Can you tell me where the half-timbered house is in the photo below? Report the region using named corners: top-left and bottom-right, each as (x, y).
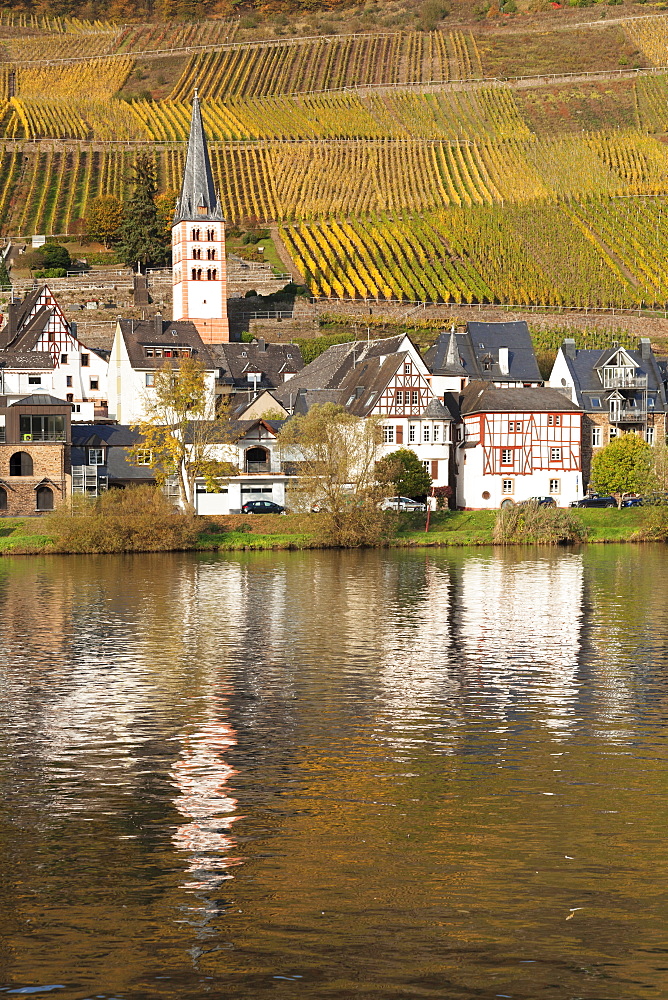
top-left (0, 285), bottom-right (109, 419)
top-left (457, 383), bottom-right (582, 508)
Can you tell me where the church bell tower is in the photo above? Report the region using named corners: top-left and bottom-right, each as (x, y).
top-left (172, 91), bottom-right (229, 343)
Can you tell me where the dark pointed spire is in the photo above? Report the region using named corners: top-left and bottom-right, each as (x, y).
top-left (173, 90), bottom-right (225, 224)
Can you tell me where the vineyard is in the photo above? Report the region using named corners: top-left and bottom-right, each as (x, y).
top-left (3, 13), bottom-right (668, 311)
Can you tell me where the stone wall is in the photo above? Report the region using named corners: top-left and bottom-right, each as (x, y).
top-left (0, 443), bottom-right (69, 516)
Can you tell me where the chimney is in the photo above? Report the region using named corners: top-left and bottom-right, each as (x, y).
top-left (563, 338), bottom-right (576, 359)
top-left (154, 311), bottom-right (162, 335)
top-left (257, 337), bottom-right (267, 352)
top-left (498, 346), bottom-right (509, 376)
top-left (640, 337), bottom-right (651, 361)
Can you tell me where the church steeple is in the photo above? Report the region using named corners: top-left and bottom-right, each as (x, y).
top-left (173, 90), bottom-right (225, 224)
top-left (171, 91), bottom-right (229, 343)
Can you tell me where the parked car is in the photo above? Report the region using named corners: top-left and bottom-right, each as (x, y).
top-left (621, 496), bottom-right (644, 508)
top-left (382, 496), bottom-right (427, 512)
top-left (639, 492), bottom-right (668, 507)
top-left (570, 495), bottom-right (616, 508)
top-left (520, 496), bottom-right (557, 507)
top-left (241, 499), bottom-right (285, 514)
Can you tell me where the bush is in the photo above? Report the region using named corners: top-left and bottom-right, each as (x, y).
top-left (634, 503), bottom-right (668, 541)
top-left (44, 486), bottom-right (200, 553)
top-left (493, 501), bottom-right (587, 545)
top-left (34, 268), bottom-right (67, 278)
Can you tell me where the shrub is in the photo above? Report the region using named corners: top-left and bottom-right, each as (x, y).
top-left (493, 501), bottom-right (587, 545)
top-left (34, 268), bottom-right (67, 278)
top-left (44, 486), bottom-right (200, 553)
top-left (634, 503), bottom-right (668, 541)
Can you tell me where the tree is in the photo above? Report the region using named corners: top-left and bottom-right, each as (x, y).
top-left (590, 433), bottom-right (655, 502)
top-left (86, 195), bottom-right (123, 248)
top-left (0, 254), bottom-right (10, 289)
top-left (375, 447), bottom-right (431, 498)
top-left (117, 152), bottom-right (169, 269)
top-left (129, 358), bottom-right (237, 514)
top-left (155, 188), bottom-right (178, 242)
top-left (278, 403), bottom-right (393, 547)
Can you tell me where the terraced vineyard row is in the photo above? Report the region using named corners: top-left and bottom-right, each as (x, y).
top-left (0, 11), bottom-right (114, 32)
top-left (129, 88), bottom-right (530, 143)
top-left (623, 16), bottom-right (668, 67)
top-left (171, 30), bottom-right (483, 101)
top-left (11, 57), bottom-right (134, 100)
top-left (280, 202), bottom-right (668, 309)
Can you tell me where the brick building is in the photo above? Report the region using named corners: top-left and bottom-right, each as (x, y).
top-left (0, 394), bottom-right (71, 515)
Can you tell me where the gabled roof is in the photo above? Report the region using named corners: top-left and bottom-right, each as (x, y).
top-left (173, 92), bottom-right (224, 224)
top-left (558, 344), bottom-right (667, 411)
top-left (460, 382), bottom-right (580, 415)
top-left (424, 330), bottom-right (467, 376)
top-left (116, 317), bottom-right (215, 370)
top-left (429, 321), bottom-right (541, 384)
top-left (211, 341), bottom-right (304, 390)
top-left (0, 286), bottom-right (42, 348)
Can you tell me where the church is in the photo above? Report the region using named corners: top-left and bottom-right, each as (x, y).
top-left (108, 91), bottom-right (229, 424)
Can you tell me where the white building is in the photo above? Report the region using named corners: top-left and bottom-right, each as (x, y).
top-left (0, 285), bottom-right (109, 420)
top-left (456, 383), bottom-right (583, 508)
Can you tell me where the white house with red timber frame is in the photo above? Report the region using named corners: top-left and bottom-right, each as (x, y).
top-left (456, 383), bottom-right (583, 508)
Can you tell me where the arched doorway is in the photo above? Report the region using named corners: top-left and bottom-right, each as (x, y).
top-left (35, 486), bottom-right (54, 511)
top-left (245, 446), bottom-right (269, 473)
top-left (9, 452), bottom-right (33, 476)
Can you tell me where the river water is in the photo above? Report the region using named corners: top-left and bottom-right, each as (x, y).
top-left (0, 546), bottom-right (666, 1000)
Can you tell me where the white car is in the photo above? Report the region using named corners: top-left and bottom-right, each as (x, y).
top-left (382, 496), bottom-right (427, 512)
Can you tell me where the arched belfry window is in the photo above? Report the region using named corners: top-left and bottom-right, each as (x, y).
top-left (192, 248), bottom-right (202, 260)
top-left (206, 248), bottom-right (216, 260)
top-left (191, 268), bottom-right (202, 281)
top-left (207, 269), bottom-right (217, 281)
top-left (206, 228), bottom-right (215, 240)
top-left (191, 229), bottom-right (201, 241)
top-left (9, 452), bottom-right (32, 476)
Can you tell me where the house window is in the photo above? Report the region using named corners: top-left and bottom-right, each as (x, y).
top-left (433, 424), bottom-right (440, 441)
top-left (66, 393), bottom-right (73, 403)
top-left (423, 426), bottom-right (430, 443)
top-left (591, 397), bottom-right (601, 408)
top-left (48, 331), bottom-right (55, 343)
top-left (135, 450), bottom-right (153, 465)
top-left (88, 448), bottom-right (104, 465)
top-left (408, 424), bottom-right (416, 443)
top-left (548, 414), bottom-right (561, 426)
top-left (549, 479), bottom-right (560, 494)
top-left (501, 448), bottom-right (513, 465)
top-left (610, 427), bottom-right (618, 439)
top-left (28, 376), bottom-right (41, 385)
top-left (81, 354), bottom-right (89, 367)
top-left (411, 390), bottom-right (419, 406)
top-left (509, 421), bottom-right (522, 433)
top-left (404, 363), bottom-right (411, 375)
top-left (66, 376), bottom-right (73, 387)
top-left (90, 378), bottom-right (99, 391)
top-left (383, 426), bottom-right (395, 444)
top-left (550, 447), bottom-right (562, 461)
top-left (591, 426), bottom-right (602, 447)
top-left (502, 479), bottom-right (514, 494)
top-left (61, 354), bottom-right (68, 364)
top-left (646, 427), bottom-right (655, 445)
top-left (145, 373), bottom-right (155, 387)
top-left (9, 452), bottom-right (33, 476)
top-left (19, 415), bottom-right (65, 442)
top-left (395, 390), bottom-right (403, 407)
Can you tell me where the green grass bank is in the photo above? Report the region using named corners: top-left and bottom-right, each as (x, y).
top-left (0, 507), bottom-right (660, 556)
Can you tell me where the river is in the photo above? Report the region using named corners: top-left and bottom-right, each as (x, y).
top-left (0, 546), bottom-right (666, 1000)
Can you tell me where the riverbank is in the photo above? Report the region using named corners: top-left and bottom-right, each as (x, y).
top-left (0, 508), bottom-right (658, 555)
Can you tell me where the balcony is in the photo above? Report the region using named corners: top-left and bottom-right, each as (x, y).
top-left (601, 371), bottom-right (648, 389)
top-left (245, 460), bottom-right (271, 474)
top-left (609, 407), bottom-right (646, 424)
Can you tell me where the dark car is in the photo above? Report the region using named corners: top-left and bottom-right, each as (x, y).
top-left (570, 495), bottom-right (616, 508)
top-left (241, 499), bottom-right (285, 514)
top-left (621, 496), bottom-right (644, 508)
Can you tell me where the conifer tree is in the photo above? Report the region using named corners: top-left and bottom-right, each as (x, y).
top-left (118, 153), bottom-right (170, 270)
top-left (0, 255), bottom-right (10, 289)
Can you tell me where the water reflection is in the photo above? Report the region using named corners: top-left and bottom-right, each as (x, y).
top-left (0, 547), bottom-right (667, 1000)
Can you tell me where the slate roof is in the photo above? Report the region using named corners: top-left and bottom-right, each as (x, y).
top-left (336, 353), bottom-right (410, 417)
top-left (0, 351), bottom-right (54, 370)
top-left (426, 322), bottom-right (542, 384)
top-left (71, 424), bottom-right (154, 483)
top-left (421, 398), bottom-right (452, 419)
top-left (173, 93), bottom-right (225, 224)
top-left (211, 341), bottom-right (304, 390)
top-left (0, 287), bottom-right (42, 348)
top-left (460, 382), bottom-right (581, 415)
top-left (116, 317), bottom-right (215, 370)
top-left (558, 344), bottom-right (667, 412)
